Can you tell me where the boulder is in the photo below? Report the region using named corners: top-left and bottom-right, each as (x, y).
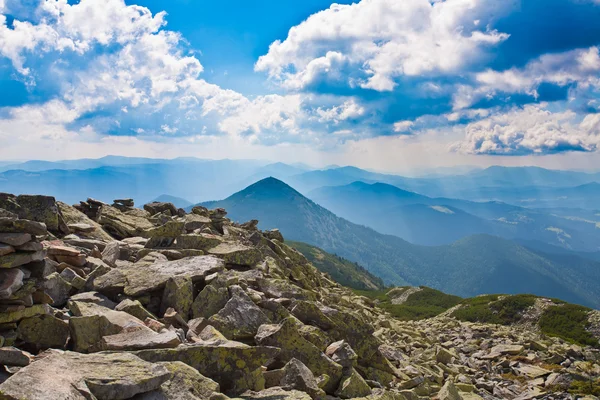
top-left (142, 221), bottom-right (185, 239)
top-left (258, 279), bottom-right (315, 301)
top-left (144, 202), bottom-right (178, 216)
top-left (490, 344), bottom-right (524, 355)
top-left (0, 268), bottom-right (24, 299)
top-left (70, 291), bottom-right (117, 309)
top-left (136, 361), bottom-right (220, 400)
top-left (102, 241), bottom-right (121, 267)
top-left (0, 233), bottom-right (31, 247)
top-left (326, 340), bottom-right (358, 368)
top-left (135, 342), bottom-right (280, 395)
top-left (191, 284), bottom-right (230, 319)
top-left (208, 243), bottom-right (263, 267)
top-left (161, 276), bottom-right (193, 320)
top-left (0, 251), bottom-right (44, 269)
top-left (208, 287), bottom-right (270, 340)
top-left (69, 315), bottom-right (122, 353)
top-left (0, 351), bottom-right (171, 399)
top-left (0, 303), bottom-right (52, 325)
top-left (100, 328), bottom-right (181, 351)
top-left (98, 205), bottom-right (154, 239)
top-left (255, 318), bottom-right (343, 393)
top-left (174, 233), bottom-right (223, 250)
top-left (240, 387), bottom-right (312, 400)
top-left (335, 369), bottom-right (372, 399)
top-left (279, 358), bottom-right (326, 399)
top-left (17, 314), bottom-right (70, 350)
top-left (115, 299), bottom-right (156, 321)
top-left (42, 272), bottom-right (72, 307)
top-left (0, 194), bottom-right (63, 232)
top-left (437, 381), bottom-right (463, 400)
top-left (0, 243), bottom-right (15, 257)
top-left (94, 256), bottom-right (225, 297)
top-left (0, 346), bottom-right (33, 367)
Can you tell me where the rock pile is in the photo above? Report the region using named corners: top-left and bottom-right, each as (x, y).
top-left (0, 193), bottom-right (597, 400)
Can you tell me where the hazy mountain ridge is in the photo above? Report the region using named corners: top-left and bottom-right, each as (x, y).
top-left (309, 181), bottom-right (600, 251)
top-left (201, 177), bottom-right (600, 308)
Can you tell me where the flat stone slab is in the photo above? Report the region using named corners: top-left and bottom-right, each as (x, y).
top-left (0, 243), bottom-right (14, 257)
top-left (0, 251), bottom-right (45, 269)
top-left (208, 243), bottom-right (263, 266)
top-left (490, 344), bottom-right (524, 355)
top-left (100, 328), bottom-right (182, 351)
top-left (0, 233), bottom-right (32, 247)
top-left (0, 303), bottom-right (52, 324)
top-left (0, 351), bottom-right (171, 400)
top-left (95, 255), bottom-right (225, 297)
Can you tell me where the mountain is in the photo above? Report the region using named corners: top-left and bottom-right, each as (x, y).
top-left (2, 191), bottom-right (598, 400)
top-left (150, 194), bottom-right (193, 209)
top-left (286, 241), bottom-right (386, 291)
top-left (289, 166), bottom-right (600, 209)
top-left (309, 181), bottom-right (600, 250)
top-left (0, 158), bottom-right (274, 204)
top-left (201, 178), bottom-right (600, 308)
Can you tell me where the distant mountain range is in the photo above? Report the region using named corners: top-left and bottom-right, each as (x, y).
top-left (1, 156), bottom-right (599, 210)
top-left (308, 181), bottom-right (600, 250)
top-left (201, 177), bottom-right (600, 308)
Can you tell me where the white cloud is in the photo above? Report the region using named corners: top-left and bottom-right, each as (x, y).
top-left (316, 99), bottom-right (365, 124)
top-left (393, 120), bottom-right (414, 132)
top-left (452, 105), bottom-right (600, 155)
top-left (256, 0), bottom-right (511, 91)
top-left (454, 46), bottom-right (600, 109)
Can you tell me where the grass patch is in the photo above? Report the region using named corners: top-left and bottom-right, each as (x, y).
top-left (452, 294), bottom-right (537, 325)
top-left (568, 379), bottom-right (600, 396)
top-left (539, 304), bottom-right (599, 348)
top-left (354, 286), bottom-right (463, 321)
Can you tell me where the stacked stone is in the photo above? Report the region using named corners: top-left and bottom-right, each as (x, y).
top-left (74, 198), bottom-right (107, 220)
top-left (112, 198), bottom-right (135, 212)
top-left (0, 210), bottom-right (53, 348)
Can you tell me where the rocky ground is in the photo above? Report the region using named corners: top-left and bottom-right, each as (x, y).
top-left (0, 193), bottom-right (598, 400)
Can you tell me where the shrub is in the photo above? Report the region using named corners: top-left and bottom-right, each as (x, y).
top-left (539, 304), bottom-right (598, 348)
top-left (451, 294), bottom-right (536, 325)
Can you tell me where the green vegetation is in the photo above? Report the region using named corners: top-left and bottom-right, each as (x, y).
top-left (452, 294), bottom-right (538, 325)
top-left (287, 241), bottom-right (385, 291)
top-left (539, 304), bottom-right (599, 348)
top-left (354, 286), bottom-right (462, 321)
top-left (568, 378), bottom-right (600, 396)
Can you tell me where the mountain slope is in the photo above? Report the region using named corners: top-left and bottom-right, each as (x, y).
top-left (286, 241), bottom-right (386, 291)
top-left (201, 178), bottom-right (600, 308)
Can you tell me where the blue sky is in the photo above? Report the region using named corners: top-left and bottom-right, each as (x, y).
top-left (0, 0), bottom-right (600, 172)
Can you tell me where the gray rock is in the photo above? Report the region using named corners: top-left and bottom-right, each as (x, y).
top-left (94, 256), bottom-right (225, 297)
top-left (0, 268), bottom-right (24, 299)
top-left (0, 351), bottom-right (171, 400)
top-left (100, 328), bottom-right (182, 351)
top-left (280, 358), bottom-right (326, 399)
top-left (102, 241), bottom-right (121, 267)
top-left (0, 233), bottom-right (32, 247)
top-left (208, 286), bottom-right (270, 340)
top-left (0, 346), bottom-right (33, 367)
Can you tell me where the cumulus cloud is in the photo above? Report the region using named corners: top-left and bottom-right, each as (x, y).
top-left (452, 105), bottom-right (600, 155)
top-left (256, 0), bottom-right (512, 92)
top-left (0, 0), bottom-right (376, 154)
top-left (464, 46), bottom-right (600, 105)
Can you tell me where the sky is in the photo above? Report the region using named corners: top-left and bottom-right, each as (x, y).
top-left (0, 0), bottom-right (600, 172)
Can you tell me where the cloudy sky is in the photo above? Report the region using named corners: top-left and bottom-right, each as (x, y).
top-left (0, 0), bottom-right (599, 172)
